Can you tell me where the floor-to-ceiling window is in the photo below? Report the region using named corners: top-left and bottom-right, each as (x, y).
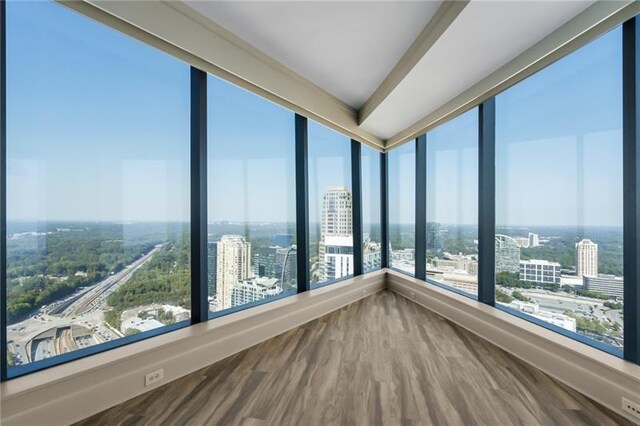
top-left (361, 145), bottom-right (382, 273)
top-left (308, 121), bottom-right (353, 288)
top-left (5, 1), bottom-right (190, 373)
top-left (388, 141), bottom-right (416, 275)
top-left (425, 109), bottom-right (479, 296)
top-left (207, 76), bottom-right (296, 314)
top-left (495, 27), bottom-right (623, 354)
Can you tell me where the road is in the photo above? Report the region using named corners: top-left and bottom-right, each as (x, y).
top-left (7, 244), bottom-right (163, 365)
top-left (61, 244), bottom-right (163, 317)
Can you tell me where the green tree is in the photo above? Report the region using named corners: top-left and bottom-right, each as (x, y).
top-left (496, 290), bottom-right (513, 304)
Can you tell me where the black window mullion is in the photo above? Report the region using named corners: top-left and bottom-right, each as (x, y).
top-left (381, 152), bottom-right (389, 269)
top-left (190, 67), bottom-right (208, 323)
top-left (623, 17), bottom-right (639, 364)
top-left (0, 0), bottom-right (7, 382)
top-left (295, 114), bottom-right (310, 293)
top-left (415, 135), bottom-right (427, 280)
top-left (351, 140), bottom-right (363, 276)
top-left (478, 98), bottom-right (496, 305)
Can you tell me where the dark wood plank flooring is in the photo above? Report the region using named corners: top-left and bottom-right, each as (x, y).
top-left (77, 290), bottom-right (632, 425)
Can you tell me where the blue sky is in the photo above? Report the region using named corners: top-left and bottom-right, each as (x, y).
top-left (207, 76), bottom-right (296, 224)
top-left (361, 144), bottom-right (381, 234)
top-left (426, 108), bottom-right (478, 226)
top-left (7, 0), bottom-right (367, 225)
top-left (390, 25), bottom-right (623, 228)
top-left (388, 142), bottom-right (415, 226)
top-left (7, 1), bottom-right (190, 222)
top-left (6, 1), bottom-right (624, 229)
top-left (308, 120), bottom-right (351, 224)
top-left (495, 26), bottom-right (622, 227)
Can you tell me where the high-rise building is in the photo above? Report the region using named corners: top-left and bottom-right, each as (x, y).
top-left (426, 222), bottom-right (445, 252)
top-left (576, 239), bottom-right (598, 277)
top-left (216, 235), bottom-right (252, 310)
top-left (319, 187), bottom-right (353, 281)
top-left (272, 234), bottom-right (294, 249)
top-left (528, 232), bottom-right (540, 247)
top-left (519, 259), bottom-right (561, 284)
top-left (232, 277), bottom-right (282, 306)
top-left (257, 235), bottom-right (297, 289)
top-left (323, 235), bottom-right (354, 280)
top-left (321, 186), bottom-right (352, 237)
top-left (207, 241), bottom-right (218, 296)
top-left (495, 234), bottom-right (521, 273)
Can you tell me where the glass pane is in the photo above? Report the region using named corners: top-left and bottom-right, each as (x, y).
top-left (6, 1), bottom-right (190, 371)
top-left (495, 28), bottom-right (623, 354)
top-left (207, 76), bottom-right (296, 314)
top-left (426, 109), bottom-right (479, 296)
top-left (388, 141), bottom-right (416, 275)
top-left (362, 145), bottom-right (382, 273)
top-left (308, 121), bottom-right (353, 288)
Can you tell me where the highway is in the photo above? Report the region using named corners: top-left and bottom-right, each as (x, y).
top-left (7, 244), bottom-right (163, 365)
top-left (61, 244), bottom-right (163, 317)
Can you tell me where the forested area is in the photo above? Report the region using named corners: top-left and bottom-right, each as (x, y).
top-left (105, 238), bottom-right (191, 328)
top-left (6, 222), bottom-right (181, 323)
top-left (512, 226), bottom-right (623, 276)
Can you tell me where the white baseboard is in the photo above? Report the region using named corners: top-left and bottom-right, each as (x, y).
top-left (1, 271), bottom-right (385, 425)
top-left (386, 270), bottom-right (640, 424)
top-left (3, 269), bottom-right (639, 425)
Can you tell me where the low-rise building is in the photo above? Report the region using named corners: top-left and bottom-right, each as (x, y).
top-left (232, 276), bottom-right (282, 307)
top-left (583, 275), bottom-right (623, 299)
top-left (519, 259), bottom-right (561, 284)
top-left (505, 300), bottom-right (576, 332)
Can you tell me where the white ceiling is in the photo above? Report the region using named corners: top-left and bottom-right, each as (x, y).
top-left (187, 1), bottom-right (442, 108)
top-left (185, 0), bottom-right (596, 142)
top-left (360, 0), bottom-right (595, 139)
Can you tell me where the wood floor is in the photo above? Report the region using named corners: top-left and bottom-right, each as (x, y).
top-left (77, 290), bottom-right (632, 426)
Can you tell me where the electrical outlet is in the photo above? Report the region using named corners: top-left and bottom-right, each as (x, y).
top-left (622, 397), bottom-right (640, 421)
top-left (145, 368), bottom-right (164, 387)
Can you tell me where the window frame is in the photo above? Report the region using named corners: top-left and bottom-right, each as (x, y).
top-left (1, 2), bottom-right (639, 382)
top-left (403, 21), bottom-right (638, 362)
top-left (0, 0), bottom-right (376, 378)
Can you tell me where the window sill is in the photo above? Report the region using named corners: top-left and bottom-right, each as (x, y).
top-left (1, 270), bottom-right (386, 425)
top-left (387, 269), bottom-right (640, 422)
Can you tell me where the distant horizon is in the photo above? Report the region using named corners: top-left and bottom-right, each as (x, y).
top-left (6, 219), bottom-right (624, 230)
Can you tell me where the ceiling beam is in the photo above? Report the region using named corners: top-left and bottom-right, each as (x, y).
top-left (385, 0), bottom-right (640, 150)
top-left (358, 0), bottom-right (469, 128)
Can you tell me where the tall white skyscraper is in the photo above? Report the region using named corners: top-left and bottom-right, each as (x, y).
top-left (576, 239), bottom-right (598, 277)
top-left (319, 187), bottom-right (353, 281)
top-left (321, 186), bottom-right (352, 236)
top-left (216, 235), bottom-right (252, 310)
top-left (323, 235), bottom-right (354, 280)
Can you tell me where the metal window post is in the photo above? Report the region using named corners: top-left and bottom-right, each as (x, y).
top-left (1, 0), bottom-right (7, 381)
top-left (190, 67), bottom-right (208, 323)
top-left (478, 98), bottom-right (496, 305)
top-left (381, 152), bottom-right (389, 269)
top-left (623, 17), bottom-right (639, 364)
top-left (415, 135), bottom-right (427, 280)
top-left (295, 114), bottom-right (310, 292)
top-left (351, 140), bottom-right (363, 276)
